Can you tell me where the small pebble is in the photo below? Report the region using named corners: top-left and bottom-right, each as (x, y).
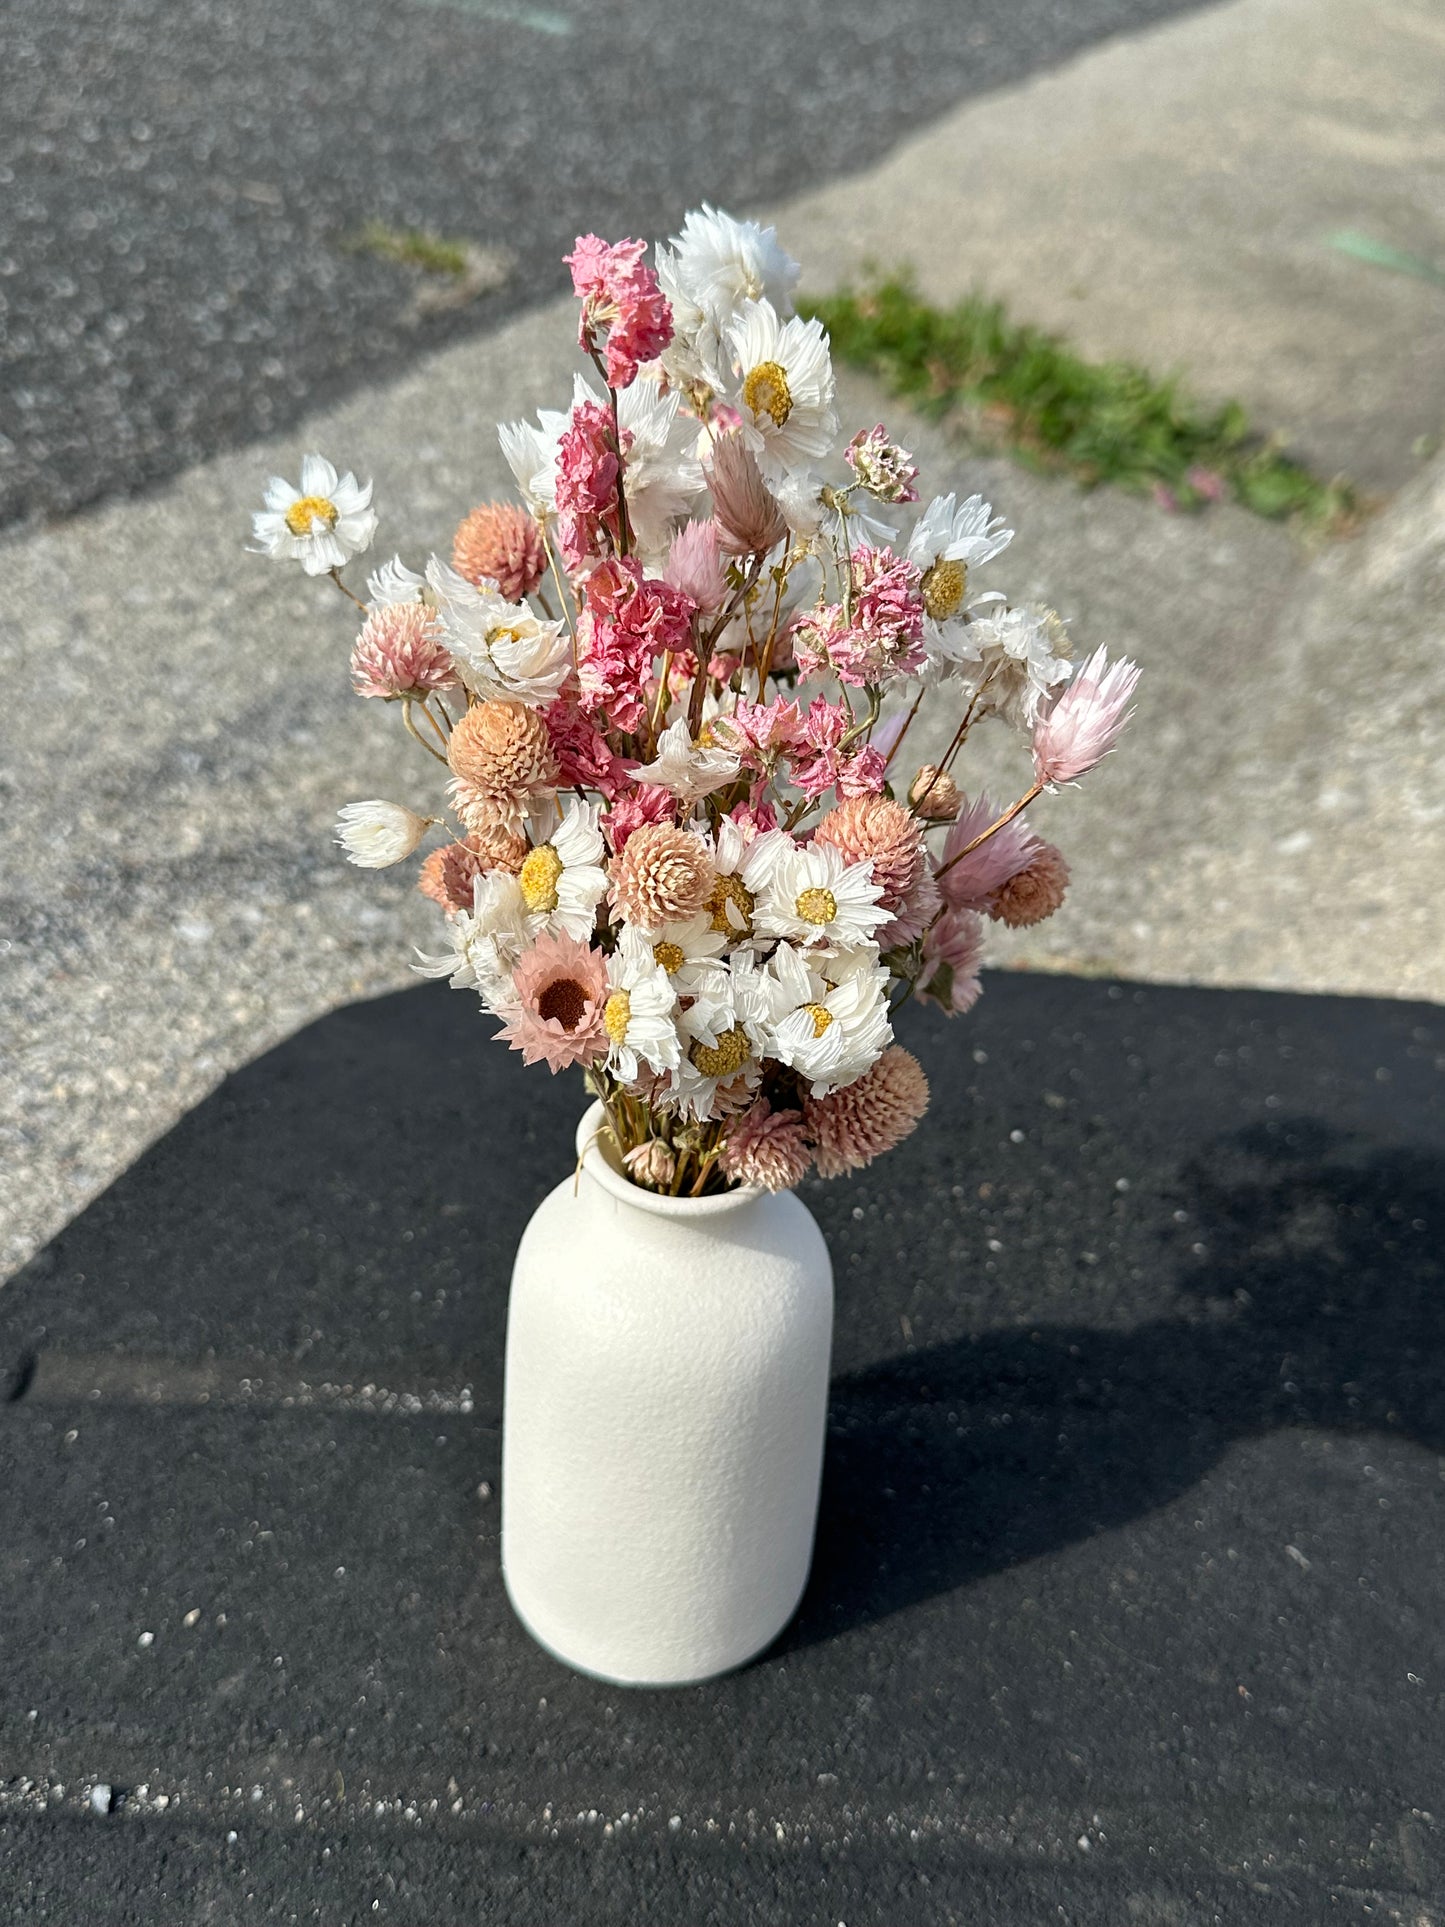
top-left (137, 1631), bottom-right (154, 1649)
top-left (89, 1784), bottom-right (112, 1816)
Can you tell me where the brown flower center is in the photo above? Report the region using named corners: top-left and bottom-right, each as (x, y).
top-left (794, 886), bottom-right (837, 926)
top-left (518, 843), bottom-right (564, 913)
top-left (689, 1024), bottom-right (751, 1079)
top-left (742, 359), bottom-right (794, 428)
top-left (284, 494), bottom-right (339, 536)
top-left (603, 989), bottom-right (633, 1046)
top-left (920, 557), bottom-right (967, 622)
top-left (803, 1001), bottom-right (834, 1038)
top-left (707, 872), bottom-right (755, 936)
top-left (537, 975), bottom-right (589, 1031)
top-left (653, 940), bottom-right (686, 975)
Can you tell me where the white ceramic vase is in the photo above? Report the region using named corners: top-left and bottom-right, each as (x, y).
top-left (501, 1100), bottom-right (834, 1686)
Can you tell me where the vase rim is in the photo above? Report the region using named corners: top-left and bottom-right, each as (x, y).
top-left (574, 1101), bottom-right (765, 1219)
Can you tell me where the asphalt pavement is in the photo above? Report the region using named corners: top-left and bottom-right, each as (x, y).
top-left (2, 973), bottom-right (1443, 1922)
top-left (0, 0), bottom-right (1212, 529)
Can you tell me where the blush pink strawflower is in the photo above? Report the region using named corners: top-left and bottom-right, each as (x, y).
top-left (935, 792), bottom-right (1040, 912)
top-left (350, 602), bottom-right (457, 701)
top-left (565, 234), bottom-right (673, 390)
top-left (664, 518), bottom-right (727, 613)
top-left (920, 910), bottom-right (985, 1015)
top-left (720, 1100), bottom-right (813, 1192)
top-left (989, 842), bottom-right (1070, 927)
top-left (498, 932), bottom-right (609, 1072)
top-left (452, 500), bottom-right (547, 601)
top-left (803, 1046), bottom-right (930, 1179)
top-left (1032, 646), bottom-right (1141, 788)
top-left (908, 766), bottom-right (962, 821)
top-left (624, 1140), bottom-right (677, 1190)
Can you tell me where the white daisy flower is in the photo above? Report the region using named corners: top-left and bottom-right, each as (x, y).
top-left (423, 559), bottom-right (570, 707)
top-left (252, 454), bottom-right (378, 576)
top-left (603, 927), bottom-right (681, 1083)
top-left (905, 492), bottom-right (1014, 677)
top-left (630, 717), bottom-right (741, 803)
top-left (956, 603), bottom-right (1075, 727)
top-left (701, 820), bottom-right (791, 941)
top-left (724, 299), bottom-right (838, 486)
top-left (665, 949), bottom-right (774, 1120)
top-left (635, 910), bottom-right (729, 994)
top-left (412, 870), bottom-right (534, 1006)
top-left (656, 205), bottom-right (801, 391)
top-left (334, 800), bottom-right (435, 869)
top-left (515, 800), bottom-right (608, 941)
top-left (763, 944), bottom-right (893, 1096)
top-left (365, 555), bottom-right (426, 607)
top-left (752, 837), bottom-right (888, 951)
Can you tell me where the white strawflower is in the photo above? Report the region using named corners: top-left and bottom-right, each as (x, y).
top-left (365, 555), bottom-right (426, 607)
top-left (602, 927), bottom-right (681, 1083)
top-left (956, 603), bottom-right (1074, 727)
top-left (656, 205), bottom-right (801, 390)
top-left (515, 799), bottom-right (608, 941)
top-left (752, 836), bottom-right (888, 951)
top-left (763, 944), bottom-right (893, 1096)
top-left (631, 717), bottom-right (740, 803)
top-left (412, 870), bottom-right (534, 1005)
top-left (335, 800), bottom-right (435, 869)
top-left (725, 299), bottom-right (838, 486)
top-left (497, 402), bottom-right (570, 516)
top-left (424, 558), bottom-right (570, 707)
top-left (253, 454), bottom-right (378, 576)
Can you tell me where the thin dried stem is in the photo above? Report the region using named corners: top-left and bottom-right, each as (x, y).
top-left (402, 698), bottom-right (450, 766)
top-left (934, 782), bottom-right (1043, 880)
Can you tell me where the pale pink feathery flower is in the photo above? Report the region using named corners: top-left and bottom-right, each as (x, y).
top-left (920, 909), bottom-right (986, 1016)
top-left (565, 234), bottom-right (674, 390)
top-left (1031, 646), bottom-right (1141, 789)
top-left (989, 842), bottom-right (1070, 927)
top-left (350, 601), bottom-right (457, 701)
top-left (705, 431), bottom-right (788, 557)
top-left (803, 1046), bottom-right (930, 1179)
top-left (935, 791), bottom-right (1040, 912)
top-left (720, 1100), bottom-right (813, 1193)
top-left (664, 519), bottom-right (727, 614)
top-left (497, 932), bottom-right (610, 1072)
top-left (452, 500), bottom-right (547, 601)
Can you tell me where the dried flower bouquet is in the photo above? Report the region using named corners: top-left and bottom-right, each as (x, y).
top-left (253, 208), bottom-right (1139, 1199)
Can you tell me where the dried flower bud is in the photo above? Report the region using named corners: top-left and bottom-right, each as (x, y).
top-left (623, 1140), bottom-right (677, 1190)
top-left (909, 766), bottom-right (962, 822)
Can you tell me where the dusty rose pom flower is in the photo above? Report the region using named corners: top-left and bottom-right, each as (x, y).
top-left (608, 821), bottom-right (715, 926)
top-left (935, 791), bottom-right (1039, 911)
top-left (565, 233), bottom-right (673, 390)
top-left (908, 766), bottom-right (962, 822)
top-left (497, 931), bottom-right (609, 1072)
top-left (452, 501), bottom-right (546, 601)
top-left (989, 842), bottom-right (1070, 927)
top-left (706, 430), bottom-right (788, 556)
top-left (1032, 646), bottom-right (1141, 788)
top-left (815, 793), bottom-right (926, 912)
top-left (720, 1100), bottom-right (813, 1192)
top-left (920, 909), bottom-right (985, 1015)
top-left (447, 699), bottom-right (559, 833)
top-left (350, 602), bottom-right (457, 701)
top-left (803, 1046), bottom-right (930, 1179)
top-left (664, 518), bottom-right (727, 613)
top-left (624, 1140), bottom-right (677, 1190)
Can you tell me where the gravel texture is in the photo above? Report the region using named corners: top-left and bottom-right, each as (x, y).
top-left (1, 973), bottom-right (1442, 1921)
top-left (0, 0), bottom-right (1209, 530)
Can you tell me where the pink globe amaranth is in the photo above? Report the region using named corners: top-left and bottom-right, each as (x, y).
top-left (452, 501), bottom-right (547, 601)
top-left (803, 1046), bottom-right (931, 1179)
top-left (720, 1100), bottom-right (813, 1192)
top-left (350, 602), bottom-right (457, 701)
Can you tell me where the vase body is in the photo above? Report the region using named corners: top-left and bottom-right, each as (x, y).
top-left (501, 1102), bottom-right (834, 1686)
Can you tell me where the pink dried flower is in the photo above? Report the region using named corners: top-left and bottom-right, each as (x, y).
top-left (543, 697), bottom-right (630, 801)
top-left (418, 825), bottom-right (527, 914)
top-left (720, 1100), bottom-right (813, 1192)
top-left (452, 500), bottom-right (547, 601)
top-left (720, 696), bottom-right (805, 771)
top-left (608, 821), bottom-right (715, 926)
top-left (836, 745), bottom-right (888, 798)
top-left (908, 766), bottom-right (962, 822)
top-left (705, 430), bottom-right (788, 557)
top-left (664, 519), bottom-right (727, 614)
top-left (989, 842), bottom-right (1070, 927)
top-left (787, 695), bottom-right (850, 801)
top-left (498, 931), bottom-right (610, 1072)
top-left (730, 798), bottom-right (779, 836)
top-left (792, 546), bottom-right (925, 687)
top-left (555, 399), bottom-right (623, 569)
top-left (935, 792), bottom-right (1040, 911)
top-left (350, 602), bottom-right (457, 701)
top-left (919, 910), bottom-right (985, 1016)
top-left (446, 699), bottom-right (559, 832)
top-left (845, 425), bottom-right (919, 504)
top-left (565, 234), bottom-right (673, 390)
top-left (577, 557), bottom-right (696, 735)
top-left (1031, 646), bottom-right (1141, 788)
top-left (803, 1045), bottom-right (930, 1179)
top-left (624, 1140), bottom-right (677, 1190)
top-left (816, 792), bottom-right (935, 946)
top-left (603, 784), bottom-right (677, 853)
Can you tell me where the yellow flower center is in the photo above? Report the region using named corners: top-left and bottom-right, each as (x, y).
top-left (803, 1002), bottom-right (834, 1038)
top-left (603, 989), bottom-right (632, 1046)
top-left (920, 557), bottom-right (967, 622)
top-left (707, 872), bottom-right (755, 936)
top-left (688, 1024), bottom-right (751, 1079)
top-left (653, 940), bottom-right (686, 975)
top-left (742, 359), bottom-right (794, 428)
top-left (795, 886), bottom-right (837, 926)
top-left (284, 494), bottom-right (339, 536)
top-left (518, 843), bottom-right (564, 913)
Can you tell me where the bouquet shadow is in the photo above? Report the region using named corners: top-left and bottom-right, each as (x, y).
top-left (788, 1120), bottom-right (1445, 1646)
